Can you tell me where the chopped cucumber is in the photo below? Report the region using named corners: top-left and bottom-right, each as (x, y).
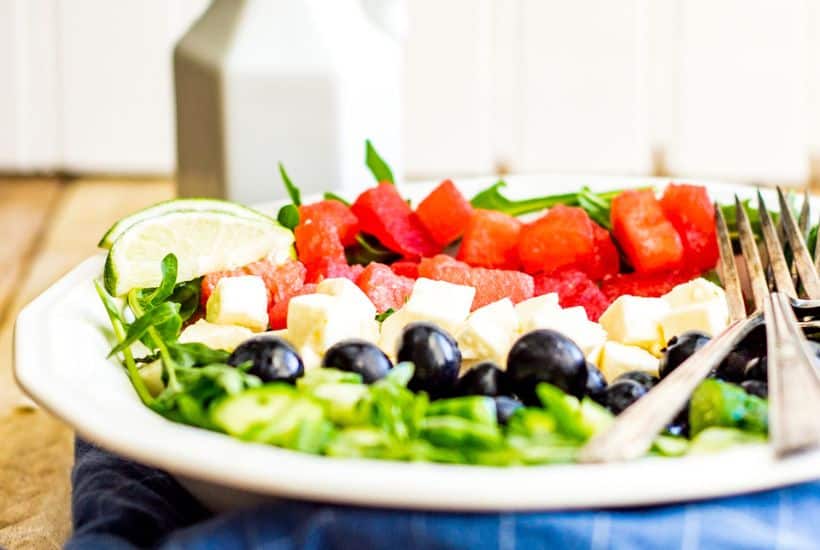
top-left (210, 385), bottom-right (299, 437)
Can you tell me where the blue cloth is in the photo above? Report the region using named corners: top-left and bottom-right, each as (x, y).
top-left (68, 437), bottom-right (820, 549)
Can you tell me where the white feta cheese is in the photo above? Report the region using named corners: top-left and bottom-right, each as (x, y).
top-left (403, 278), bottom-right (475, 334)
top-left (659, 277), bottom-right (729, 340)
top-left (287, 291), bottom-right (378, 356)
top-left (521, 307), bottom-right (606, 356)
top-left (179, 319), bottom-right (254, 351)
top-left (377, 309), bottom-right (412, 359)
top-left (299, 344), bottom-right (323, 371)
top-left (660, 301), bottom-right (729, 340)
top-left (205, 275), bottom-right (269, 332)
top-left (515, 293), bottom-right (561, 333)
top-left (599, 341), bottom-right (660, 381)
top-left (456, 298), bottom-right (518, 365)
top-left (663, 278), bottom-right (727, 308)
top-left (598, 295), bottom-right (669, 351)
top-left (316, 277), bottom-right (379, 343)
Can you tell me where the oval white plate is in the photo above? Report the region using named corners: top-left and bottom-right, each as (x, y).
top-left (14, 175), bottom-right (820, 511)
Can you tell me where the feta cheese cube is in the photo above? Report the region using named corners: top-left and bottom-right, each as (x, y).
top-left (316, 277), bottom-right (379, 343)
top-left (316, 278), bottom-right (377, 319)
top-left (522, 307), bottom-right (606, 356)
top-left (660, 300), bottom-right (729, 340)
top-left (663, 278), bottom-right (726, 308)
top-left (299, 344), bottom-right (322, 371)
top-left (287, 292), bottom-right (378, 356)
top-left (205, 275), bottom-right (269, 332)
top-left (658, 277), bottom-right (729, 340)
top-left (456, 298), bottom-right (518, 365)
top-left (598, 295), bottom-right (669, 350)
top-left (515, 293), bottom-right (561, 333)
top-left (404, 278), bottom-right (475, 334)
top-left (377, 309), bottom-right (412, 359)
top-left (599, 341), bottom-right (660, 381)
top-left (179, 319), bottom-right (254, 351)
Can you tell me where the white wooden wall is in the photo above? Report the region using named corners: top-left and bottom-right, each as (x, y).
top-left (0, 0), bottom-right (817, 184)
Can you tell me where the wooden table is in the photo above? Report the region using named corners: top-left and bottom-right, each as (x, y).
top-left (0, 177), bottom-right (173, 549)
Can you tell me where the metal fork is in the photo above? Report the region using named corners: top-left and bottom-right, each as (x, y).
top-left (580, 189), bottom-right (820, 463)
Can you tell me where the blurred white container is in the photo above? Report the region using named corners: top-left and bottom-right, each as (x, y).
top-left (174, 0), bottom-right (405, 204)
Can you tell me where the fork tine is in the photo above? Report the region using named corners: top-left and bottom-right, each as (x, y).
top-left (777, 187), bottom-right (820, 299)
top-left (735, 195), bottom-right (769, 310)
top-left (758, 191), bottom-right (797, 297)
top-left (799, 189), bottom-right (811, 235)
top-left (715, 203), bottom-right (746, 322)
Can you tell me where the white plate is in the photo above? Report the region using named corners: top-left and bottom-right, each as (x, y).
top-left (14, 175), bottom-right (820, 512)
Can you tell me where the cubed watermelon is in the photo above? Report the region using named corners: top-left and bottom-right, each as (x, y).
top-left (299, 200), bottom-right (360, 246)
top-left (268, 283), bottom-right (318, 330)
top-left (457, 209), bottom-right (522, 270)
top-left (660, 184), bottom-right (718, 271)
top-left (351, 183), bottom-right (440, 258)
top-left (585, 224), bottom-right (620, 281)
top-left (305, 258), bottom-right (364, 284)
top-left (415, 179), bottom-right (473, 246)
top-left (611, 190), bottom-right (684, 273)
top-left (295, 216), bottom-right (346, 267)
top-left (418, 255), bottom-right (534, 310)
top-left (357, 262), bottom-right (415, 313)
top-left (600, 268), bottom-right (699, 302)
top-left (390, 260), bottom-right (420, 279)
top-left (518, 205), bottom-right (595, 275)
top-left (534, 269), bottom-right (610, 321)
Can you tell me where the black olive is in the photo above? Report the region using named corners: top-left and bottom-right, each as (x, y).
top-left (658, 331), bottom-right (711, 378)
top-left (506, 329), bottom-right (587, 404)
top-left (228, 335), bottom-right (304, 384)
top-left (322, 339), bottom-right (392, 383)
top-left (585, 362), bottom-right (608, 404)
top-left (455, 362), bottom-right (509, 397)
top-left (741, 379), bottom-right (768, 398)
top-left (494, 396), bottom-right (524, 425)
top-left (604, 379), bottom-right (648, 415)
top-left (744, 355), bottom-right (767, 382)
top-left (714, 348), bottom-right (753, 382)
top-left (397, 322), bottom-right (461, 398)
top-left (614, 371), bottom-right (657, 390)
top-left (665, 404), bottom-right (690, 438)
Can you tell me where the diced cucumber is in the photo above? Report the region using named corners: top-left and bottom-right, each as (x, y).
top-left (210, 385), bottom-right (298, 436)
top-left (688, 427), bottom-right (766, 454)
top-left (311, 383), bottom-right (369, 425)
top-left (427, 396), bottom-right (498, 426)
top-left (506, 408), bottom-right (558, 439)
top-left (651, 435), bottom-right (689, 457)
top-left (420, 416), bottom-right (502, 449)
top-left (579, 398), bottom-right (614, 437)
top-left (297, 368), bottom-right (363, 391)
top-left (244, 398), bottom-right (326, 447)
top-left (689, 379), bottom-right (768, 437)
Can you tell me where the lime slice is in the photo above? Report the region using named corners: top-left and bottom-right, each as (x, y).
top-left (98, 198), bottom-right (274, 249)
top-left (103, 211), bottom-right (294, 296)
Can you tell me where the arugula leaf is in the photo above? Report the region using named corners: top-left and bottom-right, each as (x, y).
top-left (324, 192), bottom-right (351, 206)
top-left (168, 278), bottom-right (201, 322)
top-left (365, 140), bottom-right (395, 184)
top-left (277, 204), bottom-right (300, 230)
top-left (108, 301), bottom-right (181, 357)
top-left (142, 254), bottom-right (178, 307)
top-left (576, 187), bottom-right (613, 229)
top-left (470, 180), bottom-right (631, 218)
top-left (375, 308), bottom-right (395, 322)
top-left (278, 162), bottom-right (302, 206)
top-left (167, 341), bottom-right (230, 368)
top-left (346, 234), bottom-right (400, 266)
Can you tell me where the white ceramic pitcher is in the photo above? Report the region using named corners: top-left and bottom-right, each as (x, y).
top-left (174, 0), bottom-right (405, 204)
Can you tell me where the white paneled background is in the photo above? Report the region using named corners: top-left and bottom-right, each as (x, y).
top-left (1, 0), bottom-right (820, 184)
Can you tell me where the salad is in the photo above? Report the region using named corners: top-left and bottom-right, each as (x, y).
top-left (95, 142), bottom-right (773, 466)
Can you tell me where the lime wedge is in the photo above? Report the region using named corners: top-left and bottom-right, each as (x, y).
top-left (98, 198), bottom-right (274, 249)
top-left (103, 211), bottom-right (294, 296)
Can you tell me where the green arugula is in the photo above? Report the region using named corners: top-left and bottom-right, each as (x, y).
top-left (375, 308), bottom-right (395, 322)
top-left (470, 180), bottom-right (630, 220)
top-left (365, 140), bottom-right (395, 184)
top-left (323, 192), bottom-right (351, 206)
top-left (276, 163), bottom-right (302, 230)
top-left (346, 234), bottom-right (400, 266)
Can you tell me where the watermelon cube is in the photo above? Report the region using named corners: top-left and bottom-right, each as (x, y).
top-left (457, 209), bottom-right (522, 270)
top-left (295, 216), bottom-right (346, 267)
top-left (415, 179), bottom-right (473, 246)
top-left (534, 269), bottom-right (610, 321)
top-left (268, 283), bottom-right (317, 330)
top-left (518, 205), bottom-right (595, 275)
top-left (390, 260), bottom-right (419, 279)
top-left (352, 183), bottom-right (440, 258)
top-left (357, 262), bottom-right (415, 313)
top-left (586, 224), bottom-right (620, 281)
top-left (299, 200), bottom-right (359, 246)
top-left (305, 258), bottom-right (364, 284)
top-left (660, 184), bottom-right (718, 271)
top-left (611, 190), bottom-right (684, 273)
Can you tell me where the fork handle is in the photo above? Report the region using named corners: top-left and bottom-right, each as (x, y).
top-left (579, 317), bottom-right (758, 463)
top-left (766, 293), bottom-right (820, 457)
